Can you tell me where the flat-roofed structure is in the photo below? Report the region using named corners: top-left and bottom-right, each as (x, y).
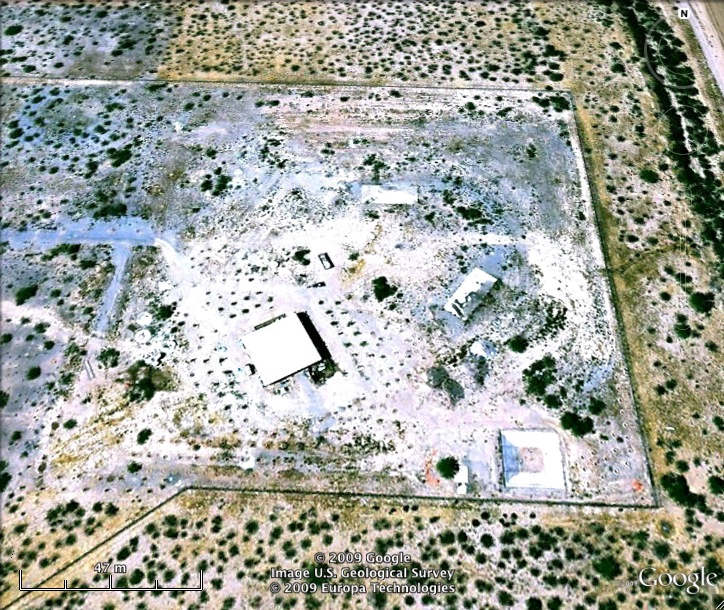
top-left (500, 429), bottom-right (565, 490)
top-left (444, 267), bottom-right (497, 320)
top-left (242, 313), bottom-right (324, 386)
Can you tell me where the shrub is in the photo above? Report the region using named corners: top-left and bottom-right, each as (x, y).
top-left (689, 291), bottom-right (715, 314)
top-left (660, 472), bottom-right (703, 508)
top-left (63, 419), bottom-right (77, 429)
top-left (137, 429), bottom-right (152, 445)
top-left (709, 476), bottom-right (724, 495)
top-left (127, 462), bottom-right (142, 474)
top-left (589, 397), bottom-right (606, 415)
top-left (98, 347), bottom-right (120, 369)
top-left (473, 358), bottom-right (489, 385)
top-left (560, 411), bottom-right (594, 436)
top-left (122, 360), bottom-right (173, 402)
top-left (592, 555), bottom-right (621, 580)
top-left (372, 276), bottom-right (398, 301)
top-left (0, 391), bottom-right (8, 409)
top-left (507, 335), bottom-right (529, 352)
top-left (26, 366), bottom-right (41, 380)
top-left (436, 457), bottom-right (460, 480)
top-left (523, 356), bottom-right (556, 397)
top-left (639, 169), bottom-right (660, 183)
top-left (673, 314), bottom-right (693, 339)
top-left (293, 249), bottom-right (311, 266)
top-left (15, 284), bottom-right (38, 305)
top-left (4, 25), bottom-right (22, 35)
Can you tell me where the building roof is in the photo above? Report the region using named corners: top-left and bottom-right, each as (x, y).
top-left (500, 429), bottom-right (565, 490)
top-left (242, 313), bottom-right (323, 386)
top-left (444, 267), bottom-right (497, 320)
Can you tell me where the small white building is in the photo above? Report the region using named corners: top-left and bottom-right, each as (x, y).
top-left (500, 429), bottom-right (565, 491)
top-left (242, 313), bottom-right (324, 386)
top-left (444, 268), bottom-right (497, 320)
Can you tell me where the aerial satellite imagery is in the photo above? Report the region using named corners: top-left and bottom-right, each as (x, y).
top-left (0, 0), bottom-right (722, 609)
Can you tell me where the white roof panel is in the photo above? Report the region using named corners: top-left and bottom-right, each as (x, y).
top-left (445, 267), bottom-right (497, 320)
top-left (242, 314), bottom-right (323, 386)
top-left (500, 429), bottom-right (565, 490)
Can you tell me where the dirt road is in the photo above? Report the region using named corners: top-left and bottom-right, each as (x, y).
top-left (688, 0), bottom-right (724, 97)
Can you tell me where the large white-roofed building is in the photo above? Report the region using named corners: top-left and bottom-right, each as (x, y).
top-left (242, 313), bottom-right (324, 386)
top-left (500, 429), bottom-right (566, 491)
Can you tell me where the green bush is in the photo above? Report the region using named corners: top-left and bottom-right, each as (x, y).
top-left (15, 284), bottom-right (38, 305)
top-left (98, 347), bottom-right (120, 369)
top-left (63, 419), bottom-right (77, 429)
top-left (507, 335), bottom-right (529, 352)
top-left (592, 555), bottom-right (621, 580)
top-left (522, 356), bottom-right (556, 397)
top-left (127, 462), bottom-right (142, 474)
top-left (560, 411), bottom-right (594, 436)
top-left (26, 366), bottom-right (41, 380)
top-left (689, 291), bottom-right (715, 314)
top-left (372, 276), bottom-right (398, 301)
top-left (708, 476), bottom-right (724, 495)
top-left (660, 472), bottom-right (703, 508)
top-left (588, 397), bottom-right (606, 415)
top-left (137, 429), bottom-right (152, 445)
top-left (639, 169), bottom-right (660, 183)
top-left (436, 457), bottom-right (460, 480)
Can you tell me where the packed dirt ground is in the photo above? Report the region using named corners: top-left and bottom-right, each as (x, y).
top-left (1, 81), bottom-right (653, 506)
top-left (1, 1), bottom-right (723, 609)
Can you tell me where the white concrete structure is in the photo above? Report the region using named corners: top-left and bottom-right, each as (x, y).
top-left (360, 184), bottom-right (418, 206)
top-left (454, 463), bottom-right (469, 495)
top-left (500, 429), bottom-right (565, 490)
top-left (444, 268), bottom-right (498, 320)
top-left (242, 314), bottom-right (323, 386)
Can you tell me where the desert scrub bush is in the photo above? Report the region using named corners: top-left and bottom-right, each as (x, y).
top-left (436, 457), bottom-right (460, 480)
top-left (137, 428), bottom-right (152, 445)
top-left (127, 462), bottom-right (142, 474)
top-left (427, 366), bottom-right (464, 403)
top-left (98, 347), bottom-right (120, 368)
top-left (15, 284), bottom-right (38, 305)
top-left (507, 335), bottom-right (529, 352)
top-left (708, 476), bottom-right (724, 495)
top-left (639, 168), bottom-right (660, 183)
top-left (121, 360), bottom-right (174, 402)
top-left (522, 355), bottom-right (556, 397)
top-left (293, 248), bottom-right (311, 266)
top-left (660, 472), bottom-right (705, 508)
top-left (152, 302), bottom-right (176, 321)
top-left (560, 411), bottom-right (594, 436)
top-left (689, 291), bottom-right (715, 314)
top-left (372, 276), bottom-right (398, 301)
top-left (26, 366), bottom-right (41, 380)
